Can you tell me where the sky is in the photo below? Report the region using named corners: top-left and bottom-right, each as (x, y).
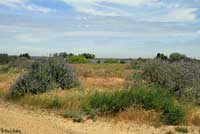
top-left (0, 0), bottom-right (200, 58)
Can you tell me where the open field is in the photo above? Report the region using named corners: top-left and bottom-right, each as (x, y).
top-left (0, 62), bottom-right (200, 134)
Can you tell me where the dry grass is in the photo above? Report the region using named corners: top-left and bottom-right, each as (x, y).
top-left (11, 88), bottom-right (92, 111)
top-left (113, 107), bottom-right (162, 126)
top-left (80, 77), bottom-right (125, 90)
top-left (185, 107), bottom-right (200, 126)
top-left (72, 63), bottom-right (133, 90)
top-left (72, 63), bottom-right (133, 78)
top-left (0, 66), bottom-right (23, 97)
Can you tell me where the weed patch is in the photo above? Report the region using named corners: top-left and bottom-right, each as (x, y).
top-left (84, 87), bottom-right (186, 125)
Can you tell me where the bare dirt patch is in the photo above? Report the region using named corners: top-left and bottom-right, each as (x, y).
top-left (0, 101), bottom-right (200, 134)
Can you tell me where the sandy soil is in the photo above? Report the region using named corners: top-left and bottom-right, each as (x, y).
top-left (0, 101), bottom-right (199, 134)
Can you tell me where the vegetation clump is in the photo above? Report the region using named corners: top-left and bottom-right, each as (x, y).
top-left (66, 55), bottom-right (89, 64)
top-left (84, 87), bottom-right (186, 125)
top-left (79, 53), bottom-right (95, 59)
top-left (104, 59), bottom-right (119, 64)
top-left (19, 53), bottom-right (31, 59)
top-left (62, 110), bottom-right (84, 122)
top-left (142, 59), bottom-right (200, 104)
top-left (156, 53), bottom-right (168, 60)
top-left (9, 58), bottom-right (79, 97)
top-left (175, 127), bottom-right (188, 133)
top-left (169, 52), bottom-right (187, 62)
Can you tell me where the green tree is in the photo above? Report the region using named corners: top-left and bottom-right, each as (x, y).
top-left (79, 53), bottom-right (95, 59)
top-left (19, 53), bottom-right (31, 59)
top-left (66, 55), bottom-right (89, 64)
top-left (169, 53), bottom-right (186, 62)
top-left (156, 53), bottom-right (168, 60)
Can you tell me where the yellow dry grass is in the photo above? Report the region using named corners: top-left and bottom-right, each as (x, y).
top-left (80, 76), bottom-right (125, 89)
top-left (112, 107), bottom-right (162, 126)
top-left (72, 63), bottom-right (133, 78)
top-left (185, 107), bottom-right (200, 126)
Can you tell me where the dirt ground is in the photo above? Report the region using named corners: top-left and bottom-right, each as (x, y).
top-left (0, 101), bottom-right (199, 134)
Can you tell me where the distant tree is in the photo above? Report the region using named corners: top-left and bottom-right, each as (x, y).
top-left (156, 53), bottom-right (168, 60)
top-left (120, 60), bottom-right (126, 64)
top-left (66, 55), bottom-right (88, 64)
top-left (19, 53), bottom-right (31, 59)
top-left (53, 53), bottom-right (58, 57)
top-left (97, 60), bottom-right (101, 64)
top-left (68, 53), bottom-right (74, 57)
top-left (169, 53), bottom-right (187, 62)
top-left (58, 52), bottom-right (68, 58)
top-left (0, 53), bottom-right (9, 64)
top-left (79, 53), bottom-right (95, 59)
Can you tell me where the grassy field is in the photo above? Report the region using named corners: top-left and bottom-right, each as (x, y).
top-left (0, 63), bottom-right (200, 126)
top-left (0, 64), bottom-right (130, 110)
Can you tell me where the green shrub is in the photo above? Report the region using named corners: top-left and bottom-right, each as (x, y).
top-left (66, 55), bottom-right (89, 64)
top-left (84, 87), bottom-right (185, 125)
top-left (156, 53), bottom-right (168, 60)
top-left (169, 53), bottom-right (187, 62)
top-left (120, 60), bottom-right (126, 64)
top-left (0, 54), bottom-right (9, 64)
top-left (175, 127), bottom-right (188, 133)
top-left (19, 53), bottom-right (31, 59)
top-left (104, 59), bottom-right (119, 64)
top-left (79, 53), bottom-right (95, 59)
top-left (62, 110), bottom-right (84, 122)
top-left (9, 58), bottom-right (79, 97)
top-left (0, 54), bottom-right (17, 65)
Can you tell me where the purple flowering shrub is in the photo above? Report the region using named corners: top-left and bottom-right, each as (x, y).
top-left (142, 59), bottom-right (200, 104)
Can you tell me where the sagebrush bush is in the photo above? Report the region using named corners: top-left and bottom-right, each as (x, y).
top-left (142, 59), bottom-right (200, 104)
top-left (9, 58), bottom-right (79, 96)
top-left (84, 87), bottom-right (186, 125)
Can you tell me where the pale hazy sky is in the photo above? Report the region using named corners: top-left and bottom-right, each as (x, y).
top-left (0, 0), bottom-right (200, 58)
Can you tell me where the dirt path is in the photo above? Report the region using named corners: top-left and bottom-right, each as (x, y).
top-left (0, 101), bottom-right (199, 134)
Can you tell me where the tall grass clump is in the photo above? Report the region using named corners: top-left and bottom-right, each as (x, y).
top-left (85, 87), bottom-right (185, 125)
top-left (9, 58), bottom-right (79, 97)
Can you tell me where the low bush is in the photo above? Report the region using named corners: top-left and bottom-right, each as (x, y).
top-left (62, 110), bottom-right (84, 122)
top-left (66, 55), bottom-right (89, 64)
top-left (84, 87), bottom-right (186, 125)
top-left (120, 60), bottom-right (126, 64)
top-left (9, 58), bottom-right (79, 97)
top-left (175, 127), bottom-right (188, 133)
top-left (104, 59), bottom-right (119, 64)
